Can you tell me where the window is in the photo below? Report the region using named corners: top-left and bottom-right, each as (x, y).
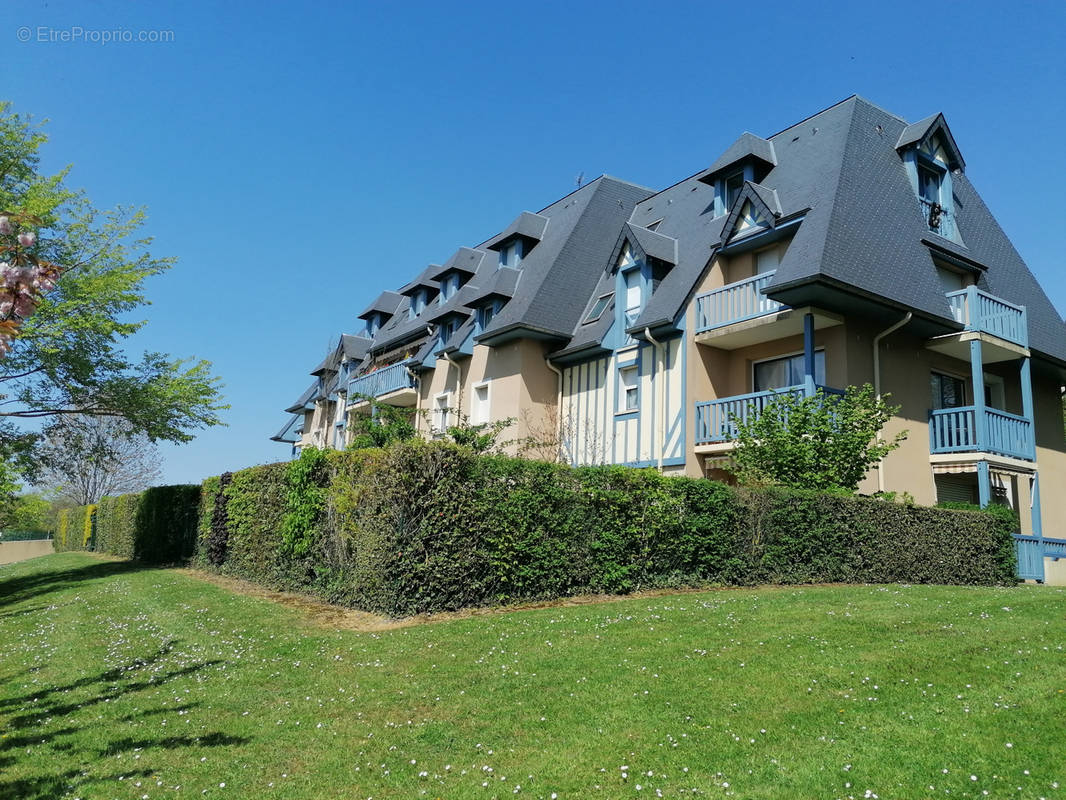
top-left (618, 365), bottom-right (639, 413)
top-left (365, 315), bottom-right (379, 336)
top-left (439, 319), bottom-right (457, 344)
top-left (439, 273), bottom-right (460, 303)
top-left (930, 372), bottom-right (967, 409)
top-left (499, 239), bottom-right (523, 269)
top-left (433, 392), bottom-right (451, 435)
top-left (583, 293), bottom-right (612, 324)
top-left (408, 290), bottom-right (425, 320)
top-left (477, 302), bottom-right (499, 330)
top-left (753, 351), bottom-right (826, 392)
top-left (755, 246), bottom-right (779, 275)
top-left (918, 162), bottom-right (942, 205)
top-left (725, 171), bottom-right (745, 209)
top-left (623, 269), bottom-right (642, 327)
top-left (472, 382), bottom-right (490, 426)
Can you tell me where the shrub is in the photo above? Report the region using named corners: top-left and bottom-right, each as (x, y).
top-left (133, 485), bottom-right (200, 563)
top-left (86, 442), bottom-right (1020, 616)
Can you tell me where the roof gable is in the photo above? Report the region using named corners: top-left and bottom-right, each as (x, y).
top-left (895, 112), bottom-right (965, 170)
top-left (698, 132), bottom-right (777, 184)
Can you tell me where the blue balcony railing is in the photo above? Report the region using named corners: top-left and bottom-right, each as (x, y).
top-left (928, 405), bottom-right (1034, 461)
top-left (945, 286), bottom-right (1028, 348)
top-left (695, 384), bottom-right (843, 445)
top-left (695, 271), bottom-right (787, 334)
top-left (347, 361), bottom-right (416, 401)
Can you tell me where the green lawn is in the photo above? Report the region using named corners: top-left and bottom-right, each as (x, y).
top-left (1, 554), bottom-right (1064, 800)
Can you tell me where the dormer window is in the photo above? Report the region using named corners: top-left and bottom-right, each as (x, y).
top-left (725, 171), bottom-right (745, 209)
top-left (365, 314), bottom-right (380, 336)
top-left (408, 290), bottom-right (426, 320)
top-left (498, 238), bottom-right (524, 269)
top-left (438, 273), bottom-right (461, 303)
top-left (439, 318), bottom-right (457, 343)
top-left (898, 117), bottom-right (965, 243)
top-left (477, 301), bottom-right (500, 331)
top-left (623, 268), bottom-right (642, 327)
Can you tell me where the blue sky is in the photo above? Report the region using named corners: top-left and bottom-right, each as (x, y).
top-left (5, 0), bottom-right (1065, 484)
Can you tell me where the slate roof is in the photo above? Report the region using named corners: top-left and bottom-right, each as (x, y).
top-left (626, 95), bottom-right (1064, 363)
top-left (271, 414), bottom-right (302, 443)
top-left (278, 95), bottom-right (1066, 443)
top-left (358, 291), bottom-right (403, 320)
top-left (285, 382), bottom-right (317, 414)
top-left (484, 211), bottom-right (550, 249)
top-left (699, 132), bottom-right (777, 180)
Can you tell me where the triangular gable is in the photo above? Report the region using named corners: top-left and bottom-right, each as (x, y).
top-left (604, 223), bottom-right (679, 274)
top-left (720, 182), bottom-right (782, 243)
top-left (896, 112), bottom-right (965, 170)
top-left (697, 132), bottom-right (777, 184)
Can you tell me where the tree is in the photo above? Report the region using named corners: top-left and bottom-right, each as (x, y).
top-left (0, 490), bottom-right (51, 532)
top-left (728, 384), bottom-right (907, 492)
top-left (0, 103), bottom-right (225, 497)
top-left (35, 415), bottom-right (162, 505)
top-left (346, 397), bottom-right (418, 449)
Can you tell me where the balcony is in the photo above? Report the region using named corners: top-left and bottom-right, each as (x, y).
top-left (946, 286), bottom-right (1028, 348)
top-left (695, 385), bottom-right (843, 446)
top-left (347, 361), bottom-right (417, 407)
top-left (694, 272), bottom-right (842, 349)
top-left (928, 406), bottom-right (1034, 461)
top-left (695, 272), bottom-right (786, 333)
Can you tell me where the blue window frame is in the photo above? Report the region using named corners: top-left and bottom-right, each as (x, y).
top-left (498, 239), bottom-right (524, 269)
top-left (408, 290), bottom-right (425, 320)
top-left (477, 300), bottom-right (500, 331)
top-left (439, 273), bottom-right (460, 303)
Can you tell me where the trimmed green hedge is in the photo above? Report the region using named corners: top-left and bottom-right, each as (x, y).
top-left (59, 485), bottom-right (200, 563)
top-left (59, 443), bottom-right (1017, 611)
top-left (194, 441), bottom-right (1017, 617)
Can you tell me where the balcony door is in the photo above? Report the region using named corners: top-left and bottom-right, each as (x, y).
top-left (753, 351), bottom-right (825, 393)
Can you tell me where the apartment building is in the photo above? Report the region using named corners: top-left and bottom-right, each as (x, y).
top-left (274, 96), bottom-right (1066, 582)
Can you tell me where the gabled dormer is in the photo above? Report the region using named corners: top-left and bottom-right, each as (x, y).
top-left (358, 291), bottom-right (402, 337)
top-left (697, 132), bottom-right (778, 218)
top-left (600, 223), bottom-right (681, 348)
top-left (429, 247), bottom-right (485, 305)
top-left (601, 220), bottom-right (673, 347)
top-left (399, 267), bottom-right (440, 320)
top-left (896, 113), bottom-right (965, 243)
top-left (486, 211), bottom-right (548, 269)
top-left (720, 182), bottom-right (783, 245)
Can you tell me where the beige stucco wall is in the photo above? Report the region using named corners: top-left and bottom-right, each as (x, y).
top-left (1033, 371), bottom-right (1066, 540)
top-left (414, 339), bottom-right (558, 456)
top-left (0, 539), bottom-right (54, 565)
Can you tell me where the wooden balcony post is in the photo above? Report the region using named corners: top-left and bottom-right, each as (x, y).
top-left (803, 312), bottom-right (816, 398)
top-left (969, 338), bottom-right (986, 451)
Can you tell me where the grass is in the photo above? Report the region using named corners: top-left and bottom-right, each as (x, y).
top-left (1, 554), bottom-right (1064, 800)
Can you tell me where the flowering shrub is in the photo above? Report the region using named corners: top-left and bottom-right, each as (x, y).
top-left (0, 213), bottom-right (58, 357)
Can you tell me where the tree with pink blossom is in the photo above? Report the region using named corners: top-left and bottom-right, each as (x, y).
top-left (0, 103), bottom-right (226, 497)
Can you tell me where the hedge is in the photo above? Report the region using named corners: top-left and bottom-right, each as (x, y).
top-left (57, 485), bottom-right (200, 563)
top-left (193, 441), bottom-right (1016, 617)
top-left (52, 442), bottom-right (1017, 612)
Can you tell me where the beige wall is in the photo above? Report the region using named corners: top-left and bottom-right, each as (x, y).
top-left (415, 339), bottom-right (559, 455)
top-left (1033, 371), bottom-right (1066, 540)
top-left (0, 539), bottom-right (54, 565)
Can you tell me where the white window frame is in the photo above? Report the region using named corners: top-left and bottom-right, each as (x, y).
top-left (433, 391), bottom-right (452, 436)
top-left (617, 364), bottom-right (639, 414)
top-left (471, 381), bottom-right (491, 426)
